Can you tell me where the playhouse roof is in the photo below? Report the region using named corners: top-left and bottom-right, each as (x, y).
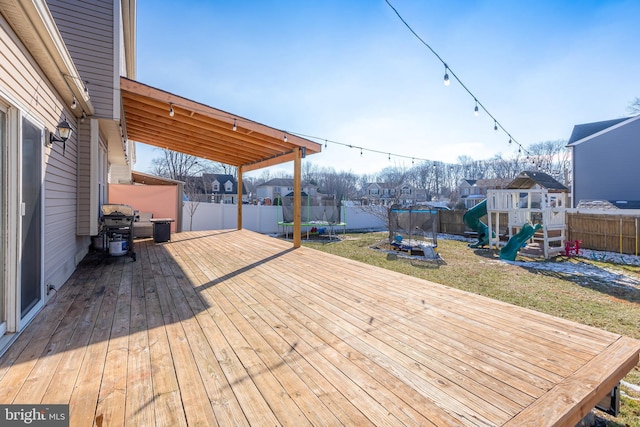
top-left (506, 171), bottom-right (568, 191)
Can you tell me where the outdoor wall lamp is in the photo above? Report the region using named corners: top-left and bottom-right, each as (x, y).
top-left (48, 119), bottom-right (73, 155)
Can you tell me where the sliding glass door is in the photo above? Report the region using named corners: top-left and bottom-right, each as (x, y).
top-left (0, 108), bottom-right (5, 335)
top-left (20, 117), bottom-right (42, 318)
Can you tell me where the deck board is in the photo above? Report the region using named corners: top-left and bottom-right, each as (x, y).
top-left (0, 229), bottom-right (638, 427)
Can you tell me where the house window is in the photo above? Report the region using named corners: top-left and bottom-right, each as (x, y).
top-left (225, 181), bottom-right (233, 192)
top-left (401, 187), bottom-right (411, 195)
top-left (212, 181), bottom-right (220, 192)
top-left (369, 188), bottom-right (379, 195)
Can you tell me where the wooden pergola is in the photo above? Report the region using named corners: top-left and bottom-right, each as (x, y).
top-left (120, 77), bottom-right (322, 247)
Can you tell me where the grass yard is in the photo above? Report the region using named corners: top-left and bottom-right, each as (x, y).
top-left (302, 232), bottom-right (640, 426)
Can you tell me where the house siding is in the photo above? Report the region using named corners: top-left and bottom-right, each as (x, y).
top-left (47, 0), bottom-right (118, 119)
top-left (76, 119), bottom-right (100, 235)
top-left (573, 118), bottom-right (640, 205)
top-left (0, 13), bottom-right (88, 298)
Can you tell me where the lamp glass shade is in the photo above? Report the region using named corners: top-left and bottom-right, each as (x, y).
top-left (57, 120), bottom-right (72, 141)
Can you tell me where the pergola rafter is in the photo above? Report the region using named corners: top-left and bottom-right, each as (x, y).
top-left (120, 77), bottom-right (322, 247)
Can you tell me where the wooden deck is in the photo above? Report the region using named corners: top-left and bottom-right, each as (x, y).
top-left (0, 229), bottom-right (638, 426)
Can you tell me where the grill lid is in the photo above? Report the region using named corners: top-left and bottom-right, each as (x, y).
top-left (101, 204), bottom-right (135, 216)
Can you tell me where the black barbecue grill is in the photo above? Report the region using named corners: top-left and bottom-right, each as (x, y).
top-left (100, 204), bottom-right (136, 261)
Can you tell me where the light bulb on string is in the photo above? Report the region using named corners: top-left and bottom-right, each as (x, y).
top-left (443, 64), bottom-right (450, 86)
top-left (388, 153), bottom-right (391, 161)
top-left (360, 148), bottom-right (363, 157)
top-left (232, 119), bottom-right (237, 131)
top-left (494, 121), bottom-right (498, 131)
top-left (324, 140), bottom-right (328, 148)
top-left (474, 99), bottom-right (479, 116)
top-left (283, 133), bottom-right (287, 142)
top-left (71, 97), bottom-right (77, 110)
top-left (169, 103), bottom-right (174, 117)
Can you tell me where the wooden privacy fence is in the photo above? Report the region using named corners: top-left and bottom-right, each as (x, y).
top-left (567, 213), bottom-right (640, 256)
top-left (439, 210), bottom-right (509, 236)
top-left (439, 210), bottom-right (640, 255)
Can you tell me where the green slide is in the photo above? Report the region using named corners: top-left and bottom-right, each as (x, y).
top-left (463, 200), bottom-right (491, 248)
top-left (499, 223), bottom-right (542, 261)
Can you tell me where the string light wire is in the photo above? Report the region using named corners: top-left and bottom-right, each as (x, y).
top-left (384, 0), bottom-right (531, 158)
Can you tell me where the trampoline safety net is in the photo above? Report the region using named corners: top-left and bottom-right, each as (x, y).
top-left (388, 204), bottom-right (438, 247)
top-left (279, 195), bottom-right (342, 225)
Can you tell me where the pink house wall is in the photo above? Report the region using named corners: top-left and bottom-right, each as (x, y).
top-left (109, 184), bottom-right (179, 232)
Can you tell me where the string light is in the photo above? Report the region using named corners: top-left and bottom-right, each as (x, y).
top-left (474, 99), bottom-right (479, 116)
top-left (360, 148), bottom-right (363, 156)
top-left (71, 97), bottom-right (77, 109)
top-left (154, 97), bottom-right (537, 173)
top-left (233, 119), bottom-right (237, 131)
top-left (81, 111), bottom-right (86, 123)
top-left (169, 103), bottom-right (174, 117)
top-left (385, 0), bottom-right (531, 159)
top-left (494, 120), bottom-right (498, 131)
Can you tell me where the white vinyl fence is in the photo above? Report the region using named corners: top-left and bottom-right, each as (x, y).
top-left (183, 202), bottom-right (387, 234)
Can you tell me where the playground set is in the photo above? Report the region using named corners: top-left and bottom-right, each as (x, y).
top-left (388, 204), bottom-right (440, 260)
top-left (463, 188), bottom-right (568, 260)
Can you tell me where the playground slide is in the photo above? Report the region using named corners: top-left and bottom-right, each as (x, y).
top-left (499, 223), bottom-right (542, 261)
top-left (463, 199), bottom-right (490, 248)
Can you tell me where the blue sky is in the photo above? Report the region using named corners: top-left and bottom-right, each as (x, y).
top-left (134, 0), bottom-right (640, 176)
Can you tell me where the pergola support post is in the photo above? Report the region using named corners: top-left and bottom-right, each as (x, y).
top-left (237, 167), bottom-right (243, 230)
top-left (293, 147), bottom-right (302, 248)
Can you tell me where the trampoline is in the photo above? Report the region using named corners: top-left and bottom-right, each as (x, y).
top-left (277, 193), bottom-right (346, 239)
top-left (388, 204), bottom-right (439, 259)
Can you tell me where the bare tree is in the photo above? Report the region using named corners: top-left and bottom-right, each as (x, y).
top-left (184, 180), bottom-right (201, 231)
top-left (457, 155), bottom-right (488, 180)
top-left (627, 97), bottom-right (640, 116)
top-left (151, 149), bottom-right (203, 181)
top-left (526, 140), bottom-right (570, 184)
top-left (315, 167), bottom-right (359, 202)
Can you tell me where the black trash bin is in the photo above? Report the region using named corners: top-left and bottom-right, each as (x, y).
top-left (151, 218), bottom-right (174, 243)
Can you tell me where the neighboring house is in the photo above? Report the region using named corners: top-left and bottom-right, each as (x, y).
top-left (363, 182), bottom-right (427, 206)
top-left (206, 174), bottom-right (247, 204)
top-left (184, 173), bottom-right (246, 204)
top-left (256, 178), bottom-right (317, 204)
top-left (0, 0), bottom-right (134, 349)
top-left (459, 178), bottom-right (510, 208)
top-left (567, 115), bottom-right (640, 208)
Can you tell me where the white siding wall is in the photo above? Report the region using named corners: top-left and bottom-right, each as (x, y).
top-left (0, 14), bottom-right (88, 298)
top-left (48, 0), bottom-right (117, 119)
